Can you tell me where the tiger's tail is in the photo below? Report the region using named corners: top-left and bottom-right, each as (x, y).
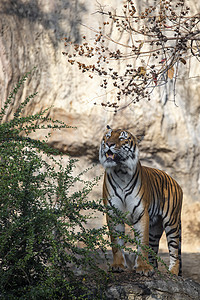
top-left (178, 220), bottom-right (182, 276)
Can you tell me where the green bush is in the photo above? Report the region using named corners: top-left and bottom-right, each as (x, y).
top-left (0, 71), bottom-right (110, 299)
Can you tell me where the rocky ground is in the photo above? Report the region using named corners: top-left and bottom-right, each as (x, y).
top-left (95, 250), bottom-right (200, 299)
top-left (83, 250), bottom-right (200, 299)
top-left (104, 271), bottom-right (200, 300)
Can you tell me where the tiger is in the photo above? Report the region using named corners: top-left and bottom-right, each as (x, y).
top-left (99, 125), bottom-right (183, 276)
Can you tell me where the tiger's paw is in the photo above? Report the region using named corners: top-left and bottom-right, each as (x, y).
top-left (110, 263), bottom-right (126, 273)
top-left (169, 261), bottom-right (180, 276)
top-left (135, 264), bottom-right (154, 276)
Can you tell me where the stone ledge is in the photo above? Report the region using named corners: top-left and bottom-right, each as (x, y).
top-left (104, 272), bottom-right (200, 300)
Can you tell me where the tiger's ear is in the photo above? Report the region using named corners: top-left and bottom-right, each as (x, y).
top-left (136, 134), bottom-right (144, 143)
top-left (106, 125), bottom-right (112, 130)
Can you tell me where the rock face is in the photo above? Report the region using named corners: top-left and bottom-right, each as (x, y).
top-left (0, 0), bottom-right (200, 251)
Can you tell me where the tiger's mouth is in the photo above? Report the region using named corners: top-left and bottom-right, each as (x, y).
top-left (105, 150), bottom-right (115, 161)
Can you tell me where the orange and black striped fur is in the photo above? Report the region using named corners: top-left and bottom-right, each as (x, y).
top-left (99, 126), bottom-right (182, 276)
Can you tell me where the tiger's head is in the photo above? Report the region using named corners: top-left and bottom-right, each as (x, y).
top-left (99, 126), bottom-right (140, 174)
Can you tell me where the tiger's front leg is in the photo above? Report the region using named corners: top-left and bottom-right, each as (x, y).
top-left (107, 215), bottom-right (127, 272)
top-left (133, 209), bottom-right (154, 276)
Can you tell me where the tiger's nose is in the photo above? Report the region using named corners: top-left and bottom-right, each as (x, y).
top-left (106, 142), bottom-right (115, 147)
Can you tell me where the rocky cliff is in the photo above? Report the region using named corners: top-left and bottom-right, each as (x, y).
top-left (0, 0), bottom-right (200, 253)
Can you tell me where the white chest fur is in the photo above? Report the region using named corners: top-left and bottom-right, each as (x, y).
top-left (105, 167), bottom-right (144, 224)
